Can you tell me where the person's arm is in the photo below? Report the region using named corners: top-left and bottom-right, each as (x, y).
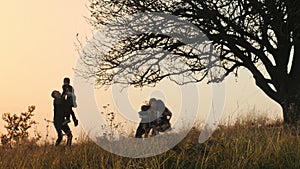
top-left (165, 108), bottom-right (172, 119)
top-left (139, 111), bottom-right (148, 119)
top-left (62, 85), bottom-right (66, 94)
top-left (69, 85), bottom-right (75, 94)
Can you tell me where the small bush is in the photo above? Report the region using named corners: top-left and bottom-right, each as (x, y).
top-left (0, 105), bottom-right (40, 146)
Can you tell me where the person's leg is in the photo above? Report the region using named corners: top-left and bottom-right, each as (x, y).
top-left (62, 124), bottom-right (73, 147)
top-left (141, 123), bottom-right (149, 138)
top-left (150, 121), bottom-right (159, 136)
top-left (135, 124), bottom-right (144, 138)
top-left (65, 112), bottom-right (70, 121)
top-left (62, 110), bottom-right (71, 126)
top-left (70, 108), bottom-right (78, 127)
top-left (160, 119), bottom-right (171, 132)
top-left (144, 123), bottom-right (151, 137)
top-left (54, 122), bottom-right (63, 146)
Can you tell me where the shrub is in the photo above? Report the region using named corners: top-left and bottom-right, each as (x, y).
top-left (0, 105), bottom-right (40, 146)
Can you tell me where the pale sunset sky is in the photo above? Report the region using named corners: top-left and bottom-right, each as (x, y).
top-left (0, 1), bottom-right (282, 139)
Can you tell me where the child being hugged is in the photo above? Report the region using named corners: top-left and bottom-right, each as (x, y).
top-left (61, 77), bottom-right (78, 127)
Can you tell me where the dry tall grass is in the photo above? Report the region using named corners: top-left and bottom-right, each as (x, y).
top-left (1, 118), bottom-right (299, 169)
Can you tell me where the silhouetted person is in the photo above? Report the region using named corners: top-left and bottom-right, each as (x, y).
top-left (62, 77), bottom-right (78, 127)
top-left (51, 90), bottom-right (72, 146)
top-left (148, 98), bottom-right (173, 135)
top-left (148, 98), bottom-right (163, 136)
top-left (135, 105), bottom-right (151, 138)
top-left (158, 107), bottom-right (172, 132)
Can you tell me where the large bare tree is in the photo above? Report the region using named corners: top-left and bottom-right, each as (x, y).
top-left (81, 0), bottom-right (300, 124)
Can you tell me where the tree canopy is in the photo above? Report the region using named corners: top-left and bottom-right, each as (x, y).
top-left (81, 0), bottom-right (300, 124)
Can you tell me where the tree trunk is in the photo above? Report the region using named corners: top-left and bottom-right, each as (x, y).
top-left (281, 98), bottom-right (300, 125)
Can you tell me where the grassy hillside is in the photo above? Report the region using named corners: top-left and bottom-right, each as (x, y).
top-left (1, 120), bottom-right (299, 169)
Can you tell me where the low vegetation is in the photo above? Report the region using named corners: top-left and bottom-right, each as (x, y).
top-left (1, 117), bottom-right (299, 169)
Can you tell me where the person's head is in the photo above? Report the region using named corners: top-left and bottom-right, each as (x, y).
top-left (63, 77), bottom-right (70, 85)
top-left (149, 98), bottom-right (157, 108)
top-left (51, 90), bottom-right (61, 99)
top-left (156, 99), bottom-right (165, 112)
top-left (141, 105), bottom-right (150, 111)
